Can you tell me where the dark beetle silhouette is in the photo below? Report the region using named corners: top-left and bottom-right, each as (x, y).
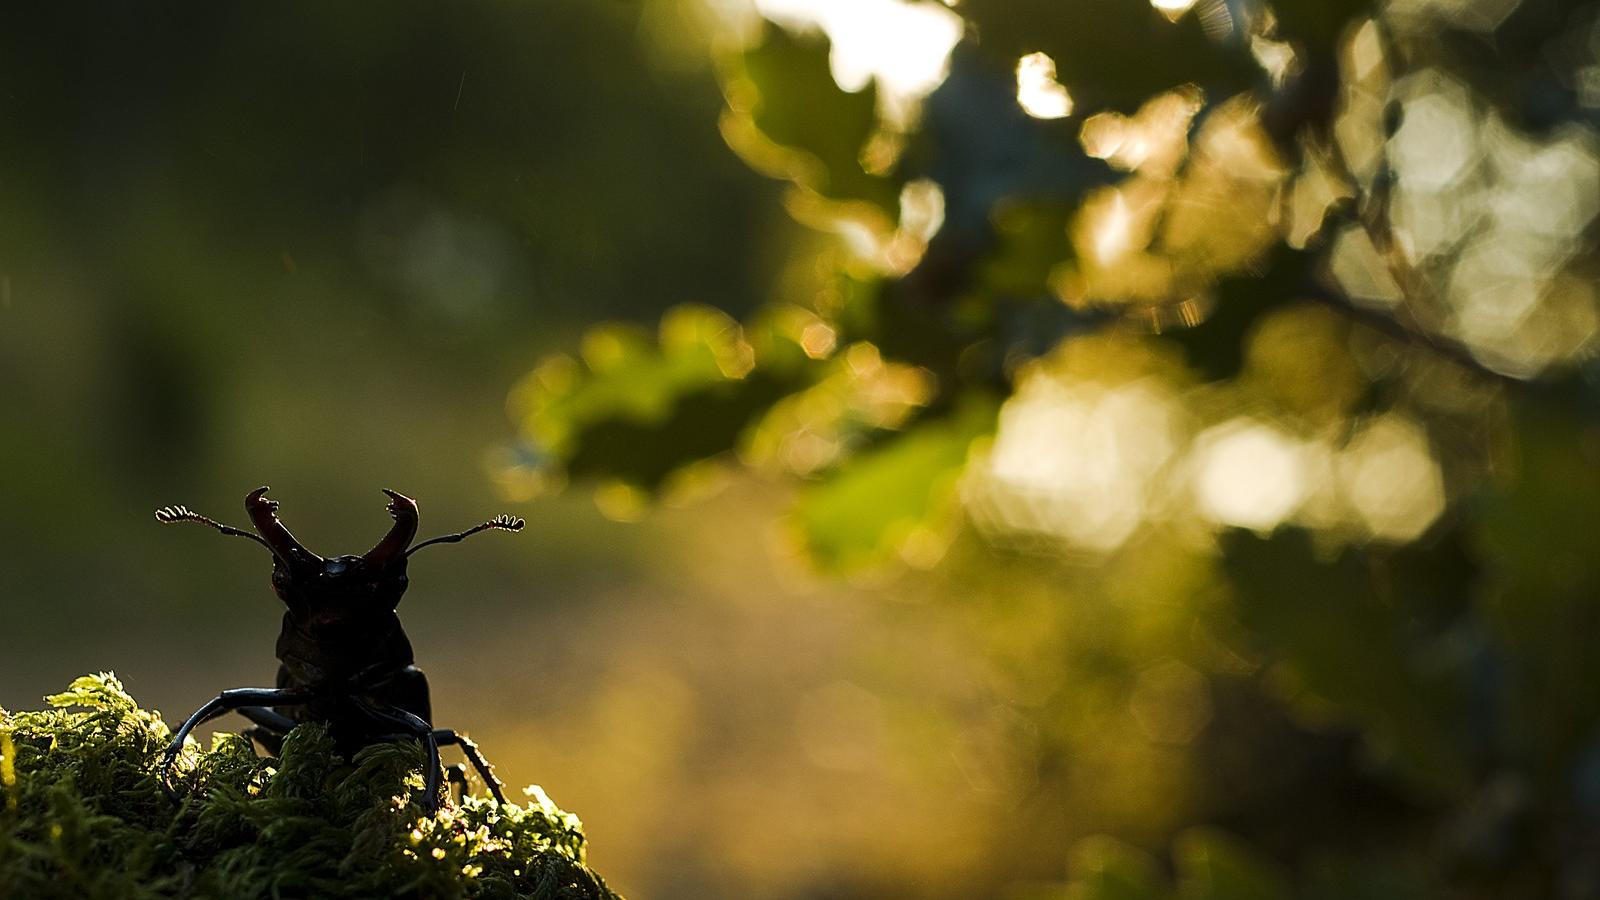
top-left (154, 486), bottom-right (524, 813)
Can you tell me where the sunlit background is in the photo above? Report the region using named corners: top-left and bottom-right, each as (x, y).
top-left (5, 0), bottom-right (1600, 897)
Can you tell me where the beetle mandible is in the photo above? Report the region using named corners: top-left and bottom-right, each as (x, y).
top-left (153, 486), bottom-right (524, 813)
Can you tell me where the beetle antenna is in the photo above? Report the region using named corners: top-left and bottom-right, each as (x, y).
top-left (405, 514), bottom-right (526, 557)
top-left (155, 505), bottom-right (275, 552)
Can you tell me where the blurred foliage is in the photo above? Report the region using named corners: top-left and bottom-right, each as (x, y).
top-left (729, 27), bottom-right (899, 211)
top-left (1056, 831), bottom-right (1293, 900)
top-left (0, 674), bottom-right (616, 899)
top-left (502, 0), bottom-right (1600, 896)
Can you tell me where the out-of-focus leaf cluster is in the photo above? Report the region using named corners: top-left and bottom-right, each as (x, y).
top-left (500, 0), bottom-right (1600, 894)
top-left (508, 0), bottom-right (1600, 565)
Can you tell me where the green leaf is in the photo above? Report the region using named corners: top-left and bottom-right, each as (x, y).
top-left (1476, 391), bottom-right (1600, 609)
top-left (974, 199), bottom-right (1076, 301)
top-left (792, 395), bottom-right (998, 570)
top-left (1302, 854), bottom-right (1433, 900)
top-left (957, 0), bottom-right (1259, 114)
top-left (1221, 530), bottom-right (1474, 794)
top-left (1474, 390), bottom-right (1600, 770)
top-left (1269, 0), bottom-right (1382, 56)
top-left (511, 305), bottom-right (818, 492)
top-left (1160, 246), bottom-right (1308, 383)
top-left (724, 25), bottom-right (900, 212)
top-left (1066, 835), bottom-right (1164, 900)
top-left (1174, 828), bottom-right (1291, 900)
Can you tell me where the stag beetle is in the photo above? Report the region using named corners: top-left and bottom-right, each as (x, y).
top-left (153, 486), bottom-right (524, 813)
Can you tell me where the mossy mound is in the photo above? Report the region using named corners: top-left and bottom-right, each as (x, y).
top-left (0, 674), bottom-right (620, 899)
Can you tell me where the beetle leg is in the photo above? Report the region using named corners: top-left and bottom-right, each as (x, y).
top-left (237, 705), bottom-right (297, 732)
top-left (237, 706), bottom-right (296, 756)
top-left (349, 698), bottom-right (445, 814)
top-left (445, 764), bottom-right (469, 805)
top-left (160, 688), bottom-right (314, 795)
top-left (432, 729), bottom-right (508, 806)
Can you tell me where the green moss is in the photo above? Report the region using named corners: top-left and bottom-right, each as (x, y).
top-left (0, 674), bottom-right (620, 900)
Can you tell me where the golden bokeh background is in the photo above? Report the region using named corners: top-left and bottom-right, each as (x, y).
top-left (4, 1), bottom-right (1600, 898)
